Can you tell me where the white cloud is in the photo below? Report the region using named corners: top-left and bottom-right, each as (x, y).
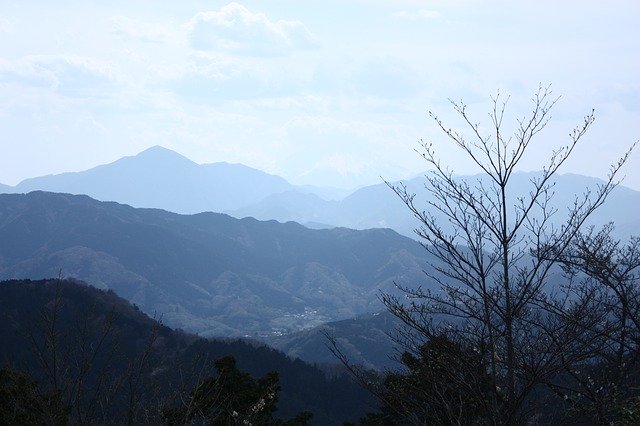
top-left (110, 15), bottom-right (172, 43)
top-left (186, 2), bottom-right (317, 56)
top-left (393, 9), bottom-right (441, 20)
top-left (0, 55), bottom-right (126, 98)
top-left (0, 17), bottom-right (13, 33)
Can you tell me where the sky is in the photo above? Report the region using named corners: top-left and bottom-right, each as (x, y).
top-left (1, 0), bottom-right (639, 189)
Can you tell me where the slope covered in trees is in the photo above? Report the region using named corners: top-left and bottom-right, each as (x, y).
top-left (269, 311), bottom-right (401, 371)
top-left (0, 191), bottom-right (433, 336)
top-left (0, 278), bottom-right (373, 424)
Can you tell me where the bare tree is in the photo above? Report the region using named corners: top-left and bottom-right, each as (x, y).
top-left (24, 277), bottom-right (163, 425)
top-left (383, 85), bottom-right (636, 423)
top-left (541, 225), bottom-right (640, 423)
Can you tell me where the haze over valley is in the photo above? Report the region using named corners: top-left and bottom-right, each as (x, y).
top-left (1, 146), bottom-right (639, 369)
top-left (1, 2), bottom-right (638, 423)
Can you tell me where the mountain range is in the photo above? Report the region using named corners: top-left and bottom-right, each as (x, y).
top-left (1, 146), bottom-right (295, 214)
top-left (0, 191), bottom-right (433, 337)
top-left (2, 146), bottom-right (637, 239)
top-left (231, 172), bottom-right (640, 240)
top-left (1, 147), bottom-right (638, 370)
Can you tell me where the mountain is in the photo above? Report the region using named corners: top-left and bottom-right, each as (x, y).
top-left (297, 184), bottom-right (353, 201)
top-left (6, 148), bottom-right (635, 239)
top-left (0, 278), bottom-right (373, 424)
top-left (231, 172), bottom-right (640, 239)
top-left (0, 191), bottom-right (434, 337)
top-left (230, 190), bottom-right (340, 229)
top-left (7, 146), bottom-right (298, 213)
top-left (268, 310), bottom-right (402, 371)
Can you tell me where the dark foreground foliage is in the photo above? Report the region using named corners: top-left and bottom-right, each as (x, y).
top-left (0, 278), bottom-right (372, 425)
top-left (354, 335), bottom-right (494, 425)
top-left (162, 356), bottom-right (312, 425)
top-left (348, 333), bottom-right (640, 425)
top-left (0, 368), bottom-right (68, 425)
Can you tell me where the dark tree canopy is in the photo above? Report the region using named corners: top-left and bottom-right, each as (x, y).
top-left (354, 335), bottom-right (494, 425)
top-left (163, 356), bottom-right (312, 425)
top-left (0, 278), bottom-right (372, 425)
top-left (0, 368), bottom-right (68, 426)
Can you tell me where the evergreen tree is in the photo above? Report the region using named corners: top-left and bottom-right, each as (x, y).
top-left (0, 368), bottom-right (69, 426)
top-left (162, 356), bottom-right (312, 425)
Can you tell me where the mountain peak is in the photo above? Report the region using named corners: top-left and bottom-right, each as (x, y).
top-left (139, 145), bottom-right (174, 154)
top-left (141, 144), bottom-right (171, 153)
top-left (134, 145), bottom-right (195, 163)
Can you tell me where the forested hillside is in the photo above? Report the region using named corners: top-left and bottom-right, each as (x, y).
top-left (0, 191), bottom-right (434, 337)
top-left (0, 278), bottom-right (373, 425)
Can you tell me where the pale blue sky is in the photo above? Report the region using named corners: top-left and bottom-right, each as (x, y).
top-left (1, 0), bottom-right (639, 189)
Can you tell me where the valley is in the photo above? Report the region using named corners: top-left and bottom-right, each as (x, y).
top-left (2, 147), bottom-right (639, 371)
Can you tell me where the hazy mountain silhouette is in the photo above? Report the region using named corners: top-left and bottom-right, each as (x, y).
top-left (3, 148), bottom-right (635, 238)
top-left (5, 146), bottom-right (298, 213)
top-left (297, 184), bottom-right (353, 201)
top-left (232, 172), bottom-right (640, 239)
top-left (0, 191), bottom-right (434, 337)
top-left (231, 190), bottom-right (340, 229)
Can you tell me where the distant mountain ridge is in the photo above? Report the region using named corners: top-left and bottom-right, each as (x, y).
top-left (0, 191), bottom-right (434, 337)
top-left (2, 147), bottom-right (637, 238)
top-left (232, 171), bottom-right (640, 239)
top-left (2, 146), bottom-right (299, 213)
